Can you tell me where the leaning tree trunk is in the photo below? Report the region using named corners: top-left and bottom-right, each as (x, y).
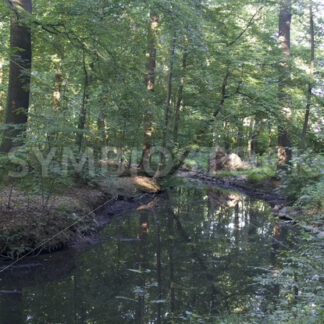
top-left (0, 0), bottom-right (32, 153)
top-left (169, 69), bottom-right (230, 176)
top-left (277, 0), bottom-right (292, 169)
top-left (139, 12), bottom-right (158, 170)
top-left (300, 2), bottom-right (315, 152)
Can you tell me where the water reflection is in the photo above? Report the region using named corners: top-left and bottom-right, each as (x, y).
top-left (0, 182), bottom-right (287, 323)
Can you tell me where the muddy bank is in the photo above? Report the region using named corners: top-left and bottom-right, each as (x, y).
top-left (177, 169), bottom-right (285, 205)
top-left (69, 193), bottom-right (160, 248)
top-left (1, 169), bottom-right (310, 263)
top-left (178, 169), bottom-right (324, 238)
top-left (0, 176), bottom-right (160, 260)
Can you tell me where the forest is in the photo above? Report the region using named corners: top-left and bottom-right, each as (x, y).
top-left (0, 0), bottom-right (323, 323)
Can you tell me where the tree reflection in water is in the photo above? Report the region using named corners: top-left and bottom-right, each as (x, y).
top-left (0, 182), bottom-right (288, 323)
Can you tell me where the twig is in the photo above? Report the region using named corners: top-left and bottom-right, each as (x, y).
top-left (227, 7), bottom-right (264, 47)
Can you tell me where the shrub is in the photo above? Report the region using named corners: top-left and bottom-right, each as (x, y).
top-left (277, 152), bottom-right (323, 204)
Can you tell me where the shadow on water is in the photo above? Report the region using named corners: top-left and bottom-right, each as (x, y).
top-left (0, 180), bottom-right (289, 323)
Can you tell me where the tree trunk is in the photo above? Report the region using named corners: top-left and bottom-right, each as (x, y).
top-left (139, 12), bottom-right (158, 169)
top-left (251, 120), bottom-right (260, 155)
top-left (155, 30), bottom-right (177, 177)
top-left (76, 52), bottom-right (89, 151)
top-left (161, 30), bottom-right (177, 151)
top-left (248, 118), bottom-right (255, 158)
top-left (0, 58), bottom-right (4, 122)
top-left (45, 56), bottom-right (63, 147)
top-left (173, 36), bottom-right (188, 143)
top-left (52, 59), bottom-right (62, 111)
top-left (97, 105), bottom-right (109, 146)
top-left (169, 70), bottom-right (230, 176)
top-left (277, 0), bottom-right (292, 168)
top-left (300, 2), bottom-right (314, 152)
top-left (0, 0), bottom-right (32, 153)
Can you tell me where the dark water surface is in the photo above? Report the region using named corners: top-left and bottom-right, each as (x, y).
top-left (0, 179), bottom-right (287, 323)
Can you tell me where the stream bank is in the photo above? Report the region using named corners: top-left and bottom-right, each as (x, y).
top-left (0, 179), bottom-right (295, 323)
top-left (1, 169), bottom-right (320, 262)
top-left (177, 168), bottom-right (285, 204)
top-left (178, 168), bottom-right (324, 238)
top-left (0, 176), bottom-right (160, 260)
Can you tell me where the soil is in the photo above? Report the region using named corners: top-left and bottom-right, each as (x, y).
top-left (0, 176), bottom-right (160, 260)
top-left (177, 169), bottom-right (285, 205)
top-left (2, 170), bottom-right (318, 263)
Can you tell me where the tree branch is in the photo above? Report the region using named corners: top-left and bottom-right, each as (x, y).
top-left (5, 0), bottom-right (63, 35)
top-left (5, 0), bottom-right (21, 17)
top-left (227, 7), bottom-right (263, 47)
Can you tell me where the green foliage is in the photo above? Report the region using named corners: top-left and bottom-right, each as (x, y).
top-left (0, 0), bottom-right (323, 320)
top-left (247, 166), bottom-right (275, 184)
top-left (0, 0), bottom-right (323, 171)
top-left (249, 230), bottom-right (324, 324)
top-left (277, 153), bottom-right (324, 203)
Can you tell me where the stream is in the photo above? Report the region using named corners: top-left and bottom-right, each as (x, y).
top-left (0, 178), bottom-right (290, 323)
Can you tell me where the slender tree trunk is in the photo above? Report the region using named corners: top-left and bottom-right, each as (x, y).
top-left (97, 108), bottom-right (105, 132)
top-left (0, 58), bottom-right (3, 122)
top-left (237, 119), bottom-right (244, 151)
top-left (251, 120), bottom-right (260, 155)
top-left (76, 52), bottom-right (89, 151)
top-left (300, 3), bottom-right (315, 152)
top-left (139, 12), bottom-right (158, 169)
top-left (224, 122), bottom-right (231, 152)
top-left (46, 57), bottom-right (63, 147)
top-left (0, 0), bottom-right (32, 153)
top-left (173, 36), bottom-right (188, 143)
top-left (277, 0), bottom-right (292, 168)
top-left (234, 203), bottom-right (239, 244)
top-left (168, 69), bottom-right (230, 176)
top-left (161, 30), bottom-right (177, 151)
top-left (96, 0), bottom-right (109, 147)
top-left (52, 59), bottom-right (62, 111)
top-left (248, 118), bottom-right (254, 158)
top-left (268, 121), bottom-right (272, 147)
top-left (155, 30), bottom-right (177, 177)
top-left (97, 105), bottom-right (109, 146)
